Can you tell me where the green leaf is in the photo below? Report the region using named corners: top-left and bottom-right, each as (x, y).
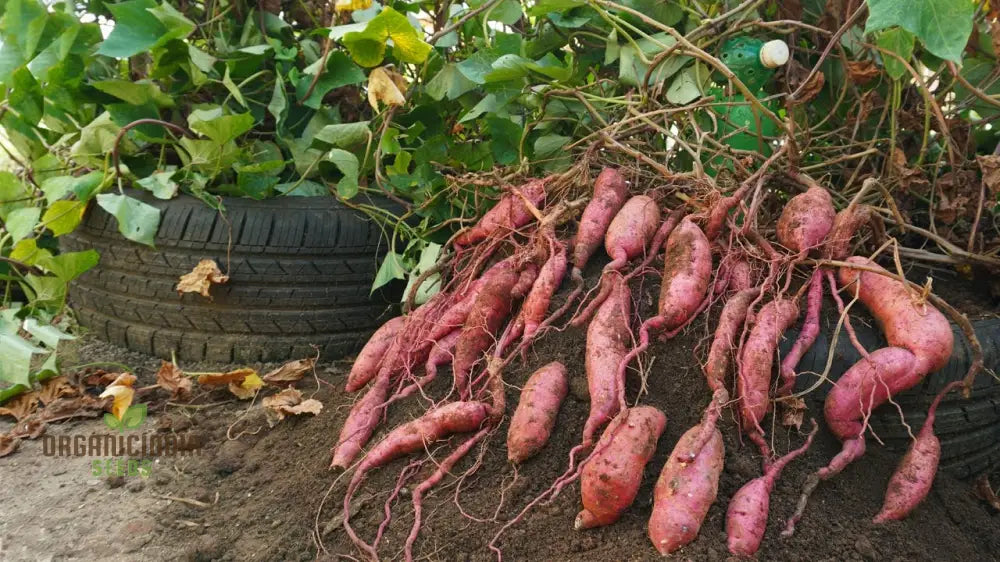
top-left (488, 0), bottom-right (522, 25)
top-left (41, 200), bottom-right (86, 236)
top-left (0, 172), bottom-right (31, 221)
top-left (187, 107), bottom-right (254, 144)
top-left (0, 333), bottom-right (43, 386)
top-left (122, 403), bottom-right (147, 430)
top-left (297, 51), bottom-right (365, 109)
top-left (326, 149), bottom-right (360, 198)
top-left (24, 273), bottom-right (67, 311)
top-left (71, 113), bottom-right (130, 169)
top-left (617, 32), bottom-right (685, 87)
top-left (372, 251), bottom-right (405, 292)
top-left (533, 134), bottom-right (570, 158)
top-left (92, 79), bottom-right (175, 107)
top-left (96, 193), bottom-right (161, 247)
top-left (866, 0), bottom-right (975, 63)
top-left (188, 44), bottom-right (217, 73)
top-left (98, 0), bottom-right (195, 58)
top-left (9, 238), bottom-right (51, 266)
top-left (4, 206), bottom-right (39, 242)
top-left (40, 250), bottom-right (99, 282)
top-left (483, 53), bottom-right (571, 83)
top-left (313, 121), bottom-right (371, 149)
top-left (137, 171), bottom-right (179, 199)
top-left (222, 66), bottom-right (247, 108)
top-left (666, 65), bottom-right (708, 105)
top-left (526, 0), bottom-right (585, 17)
top-left (341, 7), bottom-right (431, 67)
top-left (268, 74), bottom-right (288, 130)
top-left (486, 116), bottom-right (522, 165)
top-left (275, 180), bottom-right (328, 196)
top-left (425, 63), bottom-right (477, 101)
top-left (401, 242), bottom-right (442, 305)
top-left (22, 317), bottom-right (74, 348)
top-left (9, 66), bottom-right (43, 125)
top-left (877, 27), bottom-right (916, 80)
top-left (104, 413), bottom-right (123, 431)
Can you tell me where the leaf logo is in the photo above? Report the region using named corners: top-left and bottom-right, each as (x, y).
top-left (104, 404), bottom-right (147, 432)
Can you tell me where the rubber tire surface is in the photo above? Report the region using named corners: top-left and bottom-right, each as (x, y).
top-left (61, 190), bottom-right (401, 363)
top-left (788, 317), bottom-right (1000, 478)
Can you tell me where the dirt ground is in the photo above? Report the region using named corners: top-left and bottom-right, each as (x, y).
top-left (2, 268), bottom-right (1000, 561)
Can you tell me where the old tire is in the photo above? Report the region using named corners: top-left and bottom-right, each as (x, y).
top-left (790, 317), bottom-right (1000, 478)
top-left (61, 190), bottom-right (401, 363)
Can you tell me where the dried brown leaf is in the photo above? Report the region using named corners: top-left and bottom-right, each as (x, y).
top-left (263, 388), bottom-right (323, 426)
top-left (262, 358), bottom-right (315, 386)
top-left (367, 67), bottom-right (407, 111)
top-left (0, 393), bottom-right (40, 421)
top-left (176, 259), bottom-right (229, 298)
top-left (197, 368), bottom-right (255, 386)
top-left (991, 20), bottom-right (1000, 60)
top-left (10, 419), bottom-right (46, 439)
top-left (0, 434), bottom-right (20, 457)
top-left (82, 369), bottom-right (120, 387)
top-left (780, 397), bottom-right (807, 430)
top-left (156, 361), bottom-right (193, 400)
top-left (38, 376), bottom-right (79, 405)
top-left (890, 148), bottom-right (929, 194)
top-left (786, 60), bottom-right (824, 104)
top-left (977, 155), bottom-right (1000, 197)
top-left (39, 395), bottom-right (110, 421)
top-left (845, 60), bottom-right (880, 85)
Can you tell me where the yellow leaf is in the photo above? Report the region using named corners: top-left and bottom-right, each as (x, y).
top-left (335, 0), bottom-right (371, 11)
top-left (228, 373), bottom-right (264, 400)
top-left (367, 66), bottom-right (407, 111)
top-left (197, 367), bottom-right (255, 386)
top-left (99, 373), bottom-right (136, 420)
top-left (176, 259), bottom-right (229, 298)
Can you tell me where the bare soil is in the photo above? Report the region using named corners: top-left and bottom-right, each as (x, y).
top-left (2, 267), bottom-right (1000, 561)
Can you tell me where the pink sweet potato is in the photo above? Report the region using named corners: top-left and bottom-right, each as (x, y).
top-left (573, 168), bottom-right (629, 271)
top-left (726, 421), bottom-right (818, 556)
top-left (582, 276), bottom-right (632, 444)
top-left (705, 288), bottom-right (760, 392)
top-left (576, 406), bottom-right (667, 529)
top-left (658, 218), bottom-right (713, 331)
top-left (507, 361), bottom-right (569, 463)
top-left (347, 315), bottom-right (405, 392)
top-left (604, 195), bottom-right (662, 270)
top-left (648, 423), bottom-right (725, 555)
top-left (737, 298), bottom-right (800, 433)
top-left (454, 179), bottom-right (547, 246)
top-left (779, 269), bottom-right (824, 396)
top-left (521, 240), bottom-right (569, 341)
top-left (838, 256), bottom-right (953, 375)
top-left (823, 204), bottom-right (871, 260)
top-left (873, 382), bottom-right (959, 523)
top-left (776, 186), bottom-right (835, 254)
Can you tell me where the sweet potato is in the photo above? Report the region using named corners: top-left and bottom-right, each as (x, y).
top-left (779, 270), bottom-right (824, 396)
top-left (392, 329), bottom-right (462, 405)
top-left (648, 424), bottom-right (725, 555)
top-left (573, 168), bottom-right (629, 271)
top-left (604, 195), bottom-right (662, 270)
top-left (838, 257), bottom-right (953, 375)
top-left (507, 361), bottom-right (569, 464)
top-left (347, 315), bottom-right (405, 392)
top-left (726, 421), bottom-right (818, 556)
top-left (738, 298), bottom-right (800, 433)
top-left (521, 240), bottom-right (568, 341)
top-left (582, 275), bottom-right (632, 444)
top-left (576, 406), bottom-right (667, 529)
top-left (776, 186), bottom-right (835, 254)
top-left (454, 178), bottom-right (547, 246)
top-left (873, 382), bottom-right (960, 523)
top-left (658, 218), bottom-right (713, 331)
top-left (823, 203), bottom-right (871, 260)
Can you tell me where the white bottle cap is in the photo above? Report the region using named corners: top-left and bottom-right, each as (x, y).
top-left (759, 39), bottom-right (790, 68)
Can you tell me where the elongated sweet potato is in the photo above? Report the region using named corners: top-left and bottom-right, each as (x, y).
top-left (823, 204), bottom-right (871, 260)
top-left (507, 361), bottom-right (569, 463)
top-left (838, 257), bottom-right (953, 375)
top-left (726, 421), bottom-right (818, 556)
top-left (657, 218), bottom-right (713, 331)
top-left (577, 406), bottom-right (667, 529)
top-left (347, 316), bottom-right (405, 392)
top-left (779, 270), bottom-right (824, 396)
top-left (573, 168), bottom-right (629, 271)
top-left (776, 186), bottom-right (835, 254)
top-left (648, 424), bottom-right (724, 555)
top-left (582, 276), bottom-right (632, 445)
top-left (604, 195), bottom-right (662, 270)
top-left (738, 298), bottom-right (799, 433)
top-left (521, 240), bottom-right (568, 341)
top-left (454, 179), bottom-right (547, 246)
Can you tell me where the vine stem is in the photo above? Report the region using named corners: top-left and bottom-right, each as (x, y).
top-left (112, 119), bottom-right (189, 177)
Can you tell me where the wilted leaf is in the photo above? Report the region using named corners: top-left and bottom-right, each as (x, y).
top-left (176, 259), bottom-right (229, 298)
top-left (786, 60), bottom-right (824, 104)
top-left (0, 434), bottom-right (19, 457)
top-left (335, 0), bottom-right (372, 11)
top-left (845, 60), bottom-right (880, 84)
top-left (977, 155), bottom-right (1000, 197)
top-left (367, 66), bottom-right (407, 111)
top-left (262, 358), bottom-right (315, 386)
top-left (10, 419), bottom-right (46, 439)
top-left (890, 148), bottom-right (929, 194)
top-left (82, 370), bottom-right (121, 387)
top-left (229, 373), bottom-right (264, 400)
top-left (39, 394), bottom-right (110, 421)
top-left (0, 393), bottom-right (39, 421)
top-left (780, 397), bottom-right (806, 429)
top-left (156, 361), bottom-right (193, 400)
top-left (263, 387), bottom-right (323, 426)
top-left (197, 368), bottom-right (255, 386)
top-left (38, 376), bottom-right (79, 405)
top-left (99, 373), bottom-right (137, 420)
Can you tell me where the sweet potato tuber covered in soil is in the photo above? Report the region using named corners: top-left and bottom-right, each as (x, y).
top-left (776, 186), bottom-right (835, 254)
top-left (454, 178), bottom-right (547, 246)
top-left (648, 423), bottom-right (725, 555)
top-left (738, 298), bottom-right (800, 433)
top-left (507, 361), bottom-right (569, 464)
top-left (657, 218), bottom-right (713, 331)
top-left (347, 315), bottom-right (405, 392)
top-left (573, 168), bottom-right (629, 271)
top-left (583, 275), bottom-right (632, 445)
top-left (576, 406), bottom-right (667, 530)
top-left (521, 240), bottom-right (569, 341)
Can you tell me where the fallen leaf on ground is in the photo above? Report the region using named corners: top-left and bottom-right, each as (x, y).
top-left (0, 393), bottom-right (40, 421)
top-left (38, 376), bottom-right (79, 405)
top-left (99, 373), bottom-right (137, 420)
top-left (0, 434), bottom-right (19, 457)
top-left (82, 369), bottom-right (120, 387)
top-left (977, 155), bottom-right (1000, 197)
top-left (156, 361), bottom-right (193, 400)
top-left (10, 419), bottom-right (46, 439)
top-left (262, 358), bottom-right (315, 386)
top-left (846, 60), bottom-right (880, 84)
top-left (176, 259), bottom-right (229, 298)
top-left (780, 397), bottom-right (807, 430)
top-left (263, 388), bottom-right (323, 426)
top-left (39, 395), bottom-right (110, 421)
top-left (367, 66), bottom-right (407, 111)
top-left (229, 373), bottom-right (264, 400)
top-left (975, 474), bottom-right (1000, 511)
top-left (197, 368), bottom-right (255, 386)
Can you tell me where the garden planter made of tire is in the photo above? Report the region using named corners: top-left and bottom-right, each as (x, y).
top-left (789, 317), bottom-right (1000, 478)
top-left (61, 190), bottom-right (401, 363)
